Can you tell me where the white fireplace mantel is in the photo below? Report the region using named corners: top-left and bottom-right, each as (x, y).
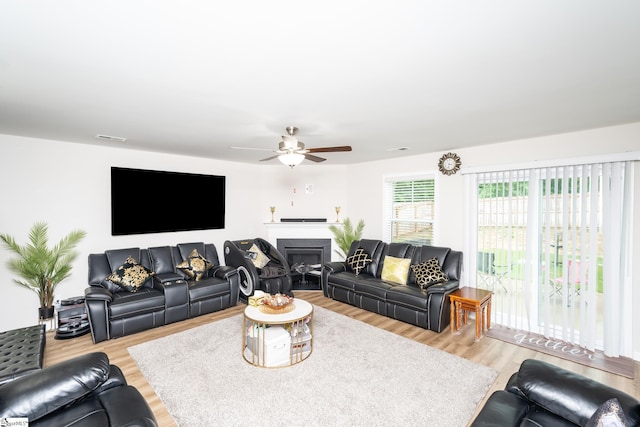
top-left (264, 222), bottom-right (342, 262)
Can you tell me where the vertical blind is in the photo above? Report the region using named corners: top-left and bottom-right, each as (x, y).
top-left (466, 161), bottom-right (633, 357)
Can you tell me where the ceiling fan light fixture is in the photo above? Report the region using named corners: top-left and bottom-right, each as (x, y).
top-left (278, 152), bottom-right (305, 167)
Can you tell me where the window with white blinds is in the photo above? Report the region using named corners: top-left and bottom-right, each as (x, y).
top-left (383, 175), bottom-right (435, 245)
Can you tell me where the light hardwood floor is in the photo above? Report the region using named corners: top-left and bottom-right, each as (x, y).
top-left (45, 290), bottom-right (639, 426)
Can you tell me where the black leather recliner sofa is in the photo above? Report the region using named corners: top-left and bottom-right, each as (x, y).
top-left (471, 359), bottom-right (640, 426)
top-left (85, 242), bottom-right (239, 343)
top-left (322, 239), bottom-right (463, 332)
top-left (0, 352), bottom-right (157, 426)
top-left (223, 238), bottom-right (293, 299)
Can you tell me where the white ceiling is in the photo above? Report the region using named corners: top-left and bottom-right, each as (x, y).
top-left (1, 1), bottom-right (639, 165)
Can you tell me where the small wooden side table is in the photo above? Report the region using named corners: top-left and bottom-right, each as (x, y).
top-left (449, 287), bottom-right (493, 340)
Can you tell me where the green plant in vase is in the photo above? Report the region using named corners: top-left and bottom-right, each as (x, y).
top-left (0, 221), bottom-right (86, 320)
top-left (329, 217), bottom-right (365, 260)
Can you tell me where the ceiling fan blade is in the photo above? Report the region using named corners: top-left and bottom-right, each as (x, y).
top-left (307, 145), bottom-right (352, 153)
top-left (304, 154), bottom-right (326, 163)
top-left (229, 146), bottom-right (273, 152)
top-left (259, 155), bottom-right (279, 162)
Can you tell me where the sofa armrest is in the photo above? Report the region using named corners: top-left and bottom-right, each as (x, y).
top-left (323, 261), bottom-right (346, 274)
top-left (153, 272), bottom-right (185, 285)
top-left (84, 287), bottom-right (112, 343)
top-left (321, 262), bottom-right (347, 297)
top-left (212, 265), bottom-right (237, 280)
top-left (515, 359), bottom-right (640, 426)
top-left (85, 285), bottom-right (113, 302)
top-left (0, 352), bottom-right (111, 420)
top-left (213, 265), bottom-right (240, 305)
top-left (426, 280), bottom-right (459, 295)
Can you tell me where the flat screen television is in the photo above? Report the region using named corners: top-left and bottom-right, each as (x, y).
top-left (111, 167), bottom-right (225, 235)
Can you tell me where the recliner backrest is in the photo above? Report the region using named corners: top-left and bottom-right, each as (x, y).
top-left (416, 245), bottom-right (451, 266)
top-left (148, 246), bottom-right (177, 275)
top-left (105, 248), bottom-right (142, 270)
top-left (176, 242), bottom-right (220, 267)
top-left (254, 238), bottom-right (287, 268)
top-left (442, 250), bottom-right (463, 281)
top-left (89, 248), bottom-right (153, 293)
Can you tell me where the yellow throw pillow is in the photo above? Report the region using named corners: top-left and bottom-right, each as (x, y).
top-left (381, 256), bottom-right (411, 285)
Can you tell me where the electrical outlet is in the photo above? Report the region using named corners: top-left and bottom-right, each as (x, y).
top-left (305, 184), bottom-right (313, 194)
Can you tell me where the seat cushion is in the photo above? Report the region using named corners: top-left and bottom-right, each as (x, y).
top-left (187, 277), bottom-right (230, 303)
top-left (385, 285), bottom-right (429, 310)
top-left (327, 271), bottom-right (361, 290)
top-left (353, 279), bottom-right (394, 299)
top-left (109, 289), bottom-right (165, 320)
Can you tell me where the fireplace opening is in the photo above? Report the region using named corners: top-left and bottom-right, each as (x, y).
top-left (277, 238), bottom-right (331, 290)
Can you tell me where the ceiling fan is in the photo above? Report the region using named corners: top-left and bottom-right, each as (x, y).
top-left (231, 126), bottom-right (352, 167)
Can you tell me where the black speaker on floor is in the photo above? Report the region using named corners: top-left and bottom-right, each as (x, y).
top-left (55, 298), bottom-right (90, 340)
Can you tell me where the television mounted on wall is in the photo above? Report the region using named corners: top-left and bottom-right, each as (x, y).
top-left (111, 167), bottom-right (225, 235)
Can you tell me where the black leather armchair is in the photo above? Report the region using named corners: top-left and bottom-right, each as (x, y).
top-left (471, 359), bottom-right (640, 426)
top-left (223, 238), bottom-right (293, 298)
top-left (0, 352), bottom-right (157, 426)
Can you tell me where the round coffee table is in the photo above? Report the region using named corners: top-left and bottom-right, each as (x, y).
top-left (242, 298), bottom-right (313, 368)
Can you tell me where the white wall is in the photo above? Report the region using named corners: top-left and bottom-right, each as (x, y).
top-left (1, 123), bottom-right (638, 358)
top-left (0, 135), bottom-right (349, 331)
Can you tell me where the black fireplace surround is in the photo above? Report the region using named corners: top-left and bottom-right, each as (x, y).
top-left (277, 238), bottom-right (330, 266)
top-left (277, 238), bottom-right (330, 289)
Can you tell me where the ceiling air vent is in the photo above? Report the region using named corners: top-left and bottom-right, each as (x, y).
top-left (95, 134), bottom-right (127, 143)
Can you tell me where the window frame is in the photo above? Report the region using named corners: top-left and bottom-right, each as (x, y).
top-left (383, 173), bottom-right (436, 245)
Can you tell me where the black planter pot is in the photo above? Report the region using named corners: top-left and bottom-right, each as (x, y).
top-left (39, 306), bottom-right (55, 320)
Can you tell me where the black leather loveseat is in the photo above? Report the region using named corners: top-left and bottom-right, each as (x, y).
top-left (322, 239), bottom-right (462, 332)
top-left (85, 242), bottom-right (239, 343)
top-left (0, 352), bottom-right (157, 426)
top-left (471, 359), bottom-right (640, 426)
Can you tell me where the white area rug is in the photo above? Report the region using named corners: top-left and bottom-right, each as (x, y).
top-left (128, 306), bottom-right (497, 426)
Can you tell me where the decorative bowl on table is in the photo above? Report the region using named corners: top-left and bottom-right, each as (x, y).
top-left (261, 293), bottom-right (294, 309)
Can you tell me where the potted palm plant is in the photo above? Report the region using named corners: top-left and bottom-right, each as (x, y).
top-left (0, 222), bottom-right (86, 319)
top-left (329, 217), bottom-right (365, 260)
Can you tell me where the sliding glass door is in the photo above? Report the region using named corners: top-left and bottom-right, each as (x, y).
top-left (467, 161), bottom-right (632, 357)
